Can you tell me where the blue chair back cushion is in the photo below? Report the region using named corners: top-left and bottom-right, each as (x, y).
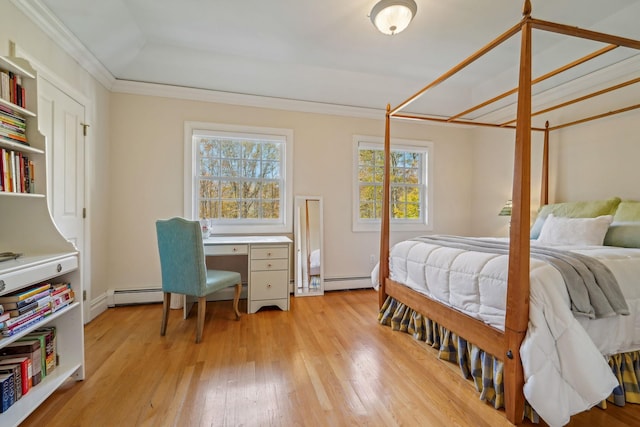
top-left (156, 218), bottom-right (207, 297)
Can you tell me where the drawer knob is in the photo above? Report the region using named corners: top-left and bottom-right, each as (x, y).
top-left (267, 252), bottom-right (272, 256)
top-left (267, 284), bottom-right (272, 288)
top-left (233, 247), bottom-right (237, 252)
top-left (57, 263), bottom-right (63, 273)
top-left (267, 263), bottom-right (272, 268)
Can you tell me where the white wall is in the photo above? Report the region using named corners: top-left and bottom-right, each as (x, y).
top-left (469, 126), bottom-right (546, 237)
top-left (107, 93), bottom-right (474, 291)
top-left (470, 108), bottom-right (640, 237)
top-left (550, 112), bottom-right (640, 202)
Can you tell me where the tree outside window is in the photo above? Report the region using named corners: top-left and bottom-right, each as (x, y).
top-left (197, 136), bottom-right (283, 222)
top-left (353, 136), bottom-right (431, 232)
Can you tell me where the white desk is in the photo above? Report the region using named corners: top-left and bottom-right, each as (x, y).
top-left (203, 235), bottom-right (292, 314)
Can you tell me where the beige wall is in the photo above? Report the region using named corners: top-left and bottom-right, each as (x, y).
top-left (108, 93), bottom-right (474, 290)
top-left (470, 108), bottom-right (640, 237)
top-left (549, 112), bottom-right (640, 202)
top-left (469, 127), bottom-right (546, 237)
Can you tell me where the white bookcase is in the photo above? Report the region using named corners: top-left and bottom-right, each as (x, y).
top-left (0, 56), bottom-right (84, 426)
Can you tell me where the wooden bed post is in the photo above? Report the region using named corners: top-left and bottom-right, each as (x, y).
top-left (541, 121), bottom-right (550, 206)
top-left (504, 0), bottom-right (532, 423)
top-left (379, 104), bottom-right (392, 308)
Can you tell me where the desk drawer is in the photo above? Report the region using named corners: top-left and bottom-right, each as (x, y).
top-left (0, 255), bottom-right (78, 295)
top-left (251, 258), bottom-right (288, 271)
top-left (250, 270), bottom-right (288, 300)
top-left (251, 246), bottom-right (288, 260)
top-left (204, 244), bottom-right (248, 256)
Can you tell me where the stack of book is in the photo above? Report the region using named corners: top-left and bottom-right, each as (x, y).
top-left (0, 70), bottom-right (26, 108)
top-left (0, 105), bottom-right (27, 145)
top-left (0, 148), bottom-right (33, 193)
top-left (0, 282), bottom-right (74, 338)
top-left (50, 283), bottom-right (74, 313)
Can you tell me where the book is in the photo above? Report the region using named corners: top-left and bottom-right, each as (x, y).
top-left (34, 327), bottom-right (56, 375)
top-left (0, 71), bottom-right (9, 102)
top-left (0, 339), bottom-right (41, 386)
top-left (3, 303), bottom-right (51, 331)
top-left (51, 289), bottom-right (74, 313)
top-left (18, 334), bottom-right (47, 380)
top-left (25, 328), bottom-right (56, 376)
top-left (51, 282), bottom-right (71, 296)
top-left (0, 283), bottom-right (51, 303)
top-left (1, 310), bottom-right (50, 337)
top-left (0, 373), bottom-right (15, 413)
top-left (0, 356), bottom-right (31, 393)
top-left (1, 289), bottom-right (51, 310)
top-left (0, 363), bottom-right (22, 401)
top-left (6, 296), bottom-right (51, 318)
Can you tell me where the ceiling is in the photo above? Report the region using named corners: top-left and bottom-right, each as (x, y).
top-left (24, 0), bottom-right (640, 118)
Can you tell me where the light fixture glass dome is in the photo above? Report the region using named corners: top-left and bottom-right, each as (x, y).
top-left (370, 0), bottom-right (418, 35)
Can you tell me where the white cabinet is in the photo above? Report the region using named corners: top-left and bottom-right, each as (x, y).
top-left (249, 245), bottom-right (290, 313)
top-left (0, 56), bottom-right (83, 426)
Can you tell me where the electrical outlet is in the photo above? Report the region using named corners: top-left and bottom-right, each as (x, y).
top-left (369, 254), bottom-right (376, 264)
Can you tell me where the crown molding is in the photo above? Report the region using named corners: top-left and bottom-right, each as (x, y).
top-left (111, 79), bottom-right (387, 120)
top-left (11, 0), bottom-right (116, 90)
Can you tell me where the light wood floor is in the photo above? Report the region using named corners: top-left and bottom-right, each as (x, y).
top-left (21, 289), bottom-right (640, 426)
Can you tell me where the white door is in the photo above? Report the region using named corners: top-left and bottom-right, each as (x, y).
top-left (38, 78), bottom-right (87, 321)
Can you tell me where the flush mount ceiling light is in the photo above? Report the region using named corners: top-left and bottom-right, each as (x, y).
top-left (370, 0), bottom-right (418, 35)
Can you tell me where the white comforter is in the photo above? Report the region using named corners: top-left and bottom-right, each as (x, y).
top-left (377, 238), bottom-right (640, 426)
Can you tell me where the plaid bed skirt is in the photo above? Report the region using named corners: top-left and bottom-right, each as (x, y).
top-left (378, 296), bottom-right (640, 422)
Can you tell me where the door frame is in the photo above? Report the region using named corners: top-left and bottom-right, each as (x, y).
top-left (13, 43), bottom-right (94, 324)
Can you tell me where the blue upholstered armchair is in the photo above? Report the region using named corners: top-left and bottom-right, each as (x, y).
top-left (156, 217), bottom-right (242, 343)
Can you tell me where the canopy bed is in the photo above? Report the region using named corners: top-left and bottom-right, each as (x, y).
top-left (376, 1), bottom-right (640, 425)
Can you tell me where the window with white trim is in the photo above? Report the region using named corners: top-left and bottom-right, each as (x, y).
top-left (185, 122), bottom-right (293, 234)
top-left (353, 136), bottom-right (432, 232)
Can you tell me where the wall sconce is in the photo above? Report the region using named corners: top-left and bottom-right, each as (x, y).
top-left (498, 200), bottom-right (512, 216)
top-left (370, 0), bottom-right (418, 35)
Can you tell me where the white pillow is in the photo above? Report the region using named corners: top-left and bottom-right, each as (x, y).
top-left (537, 214), bottom-right (613, 246)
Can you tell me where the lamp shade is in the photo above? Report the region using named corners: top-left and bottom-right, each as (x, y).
top-left (370, 0), bottom-right (418, 35)
top-left (498, 200), bottom-right (513, 216)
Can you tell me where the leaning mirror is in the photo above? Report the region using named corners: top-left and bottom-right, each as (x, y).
top-left (294, 196), bottom-right (324, 296)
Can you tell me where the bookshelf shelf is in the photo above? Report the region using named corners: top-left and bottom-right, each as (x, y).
top-left (0, 137), bottom-right (43, 155)
top-left (0, 191), bottom-right (44, 198)
top-left (0, 96), bottom-right (35, 118)
top-left (0, 57), bottom-right (83, 426)
top-left (0, 57), bottom-right (35, 80)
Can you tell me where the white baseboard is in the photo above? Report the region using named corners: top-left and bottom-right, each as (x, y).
top-left (106, 288), bottom-right (164, 307)
top-left (103, 278), bottom-right (370, 310)
top-left (88, 292), bottom-right (109, 322)
top-left (324, 276), bottom-right (373, 291)
top-left (105, 286), bottom-right (248, 307)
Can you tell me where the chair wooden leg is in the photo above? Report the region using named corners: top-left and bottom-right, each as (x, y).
top-left (161, 292), bottom-right (171, 336)
top-left (196, 296), bottom-right (206, 343)
top-left (233, 283), bottom-right (242, 320)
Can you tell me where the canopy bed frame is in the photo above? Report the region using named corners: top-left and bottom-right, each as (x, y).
top-left (377, 1), bottom-right (640, 424)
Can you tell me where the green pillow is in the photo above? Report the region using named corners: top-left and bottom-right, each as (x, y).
top-left (604, 222), bottom-right (640, 248)
top-left (530, 197), bottom-right (621, 239)
top-left (613, 201), bottom-right (640, 222)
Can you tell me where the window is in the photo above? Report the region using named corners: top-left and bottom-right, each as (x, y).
top-left (185, 122), bottom-right (293, 234)
top-left (353, 135), bottom-right (432, 232)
